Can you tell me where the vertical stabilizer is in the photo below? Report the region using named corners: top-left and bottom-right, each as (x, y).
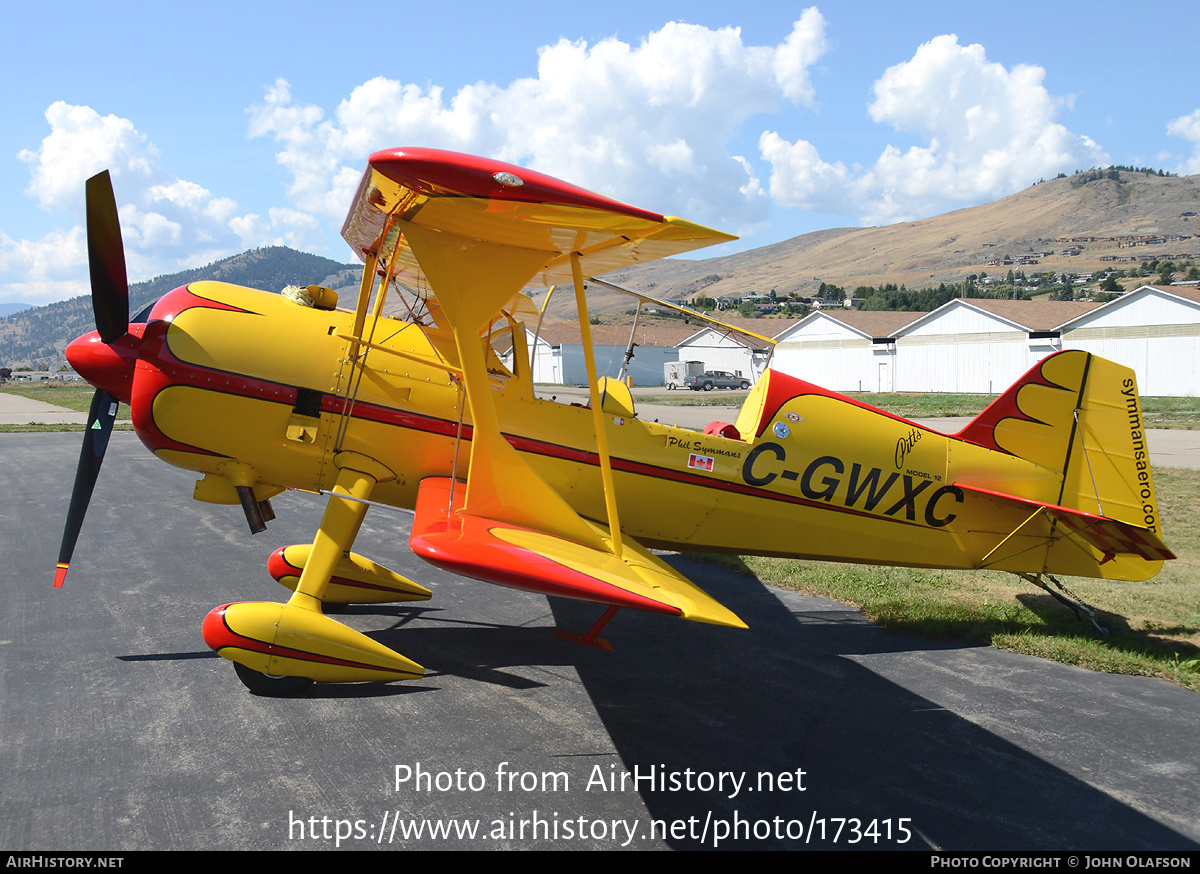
top-left (955, 350), bottom-right (1163, 537)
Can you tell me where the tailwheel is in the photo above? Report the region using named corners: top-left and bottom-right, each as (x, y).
top-left (233, 662), bottom-right (315, 697)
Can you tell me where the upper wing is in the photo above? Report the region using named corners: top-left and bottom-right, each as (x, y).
top-left (341, 147), bottom-right (737, 309)
top-left (341, 148), bottom-right (745, 630)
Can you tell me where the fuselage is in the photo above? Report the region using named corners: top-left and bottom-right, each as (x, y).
top-left (66, 280), bottom-right (1149, 580)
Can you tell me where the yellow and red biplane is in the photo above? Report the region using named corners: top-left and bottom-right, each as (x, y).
top-left (56, 148), bottom-right (1173, 695)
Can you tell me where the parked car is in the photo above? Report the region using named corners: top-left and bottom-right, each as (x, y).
top-left (684, 370), bottom-right (751, 391)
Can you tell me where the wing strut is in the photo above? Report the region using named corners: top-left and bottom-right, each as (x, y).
top-left (333, 244), bottom-right (381, 452)
top-left (572, 253), bottom-right (623, 559)
top-left (618, 300), bottom-right (643, 382)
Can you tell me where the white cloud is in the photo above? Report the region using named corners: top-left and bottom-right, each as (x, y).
top-left (2, 103), bottom-right (274, 304)
top-left (0, 226), bottom-right (87, 279)
top-left (18, 102), bottom-right (159, 214)
top-left (228, 206), bottom-right (324, 252)
top-left (0, 225), bottom-right (90, 306)
top-left (246, 11), bottom-right (831, 233)
top-left (762, 34), bottom-right (1107, 224)
top-left (1167, 109), bottom-right (1200, 174)
top-left (759, 131), bottom-right (851, 211)
top-left (772, 7), bottom-right (829, 104)
top-left (229, 213), bottom-right (272, 248)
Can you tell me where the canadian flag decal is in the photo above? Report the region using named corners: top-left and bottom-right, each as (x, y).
top-left (688, 453), bottom-right (715, 472)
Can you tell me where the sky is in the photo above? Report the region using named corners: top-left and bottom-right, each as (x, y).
top-left (2, 0), bottom-right (1197, 307)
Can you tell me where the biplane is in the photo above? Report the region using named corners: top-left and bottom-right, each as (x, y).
top-left (56, 148), bottom-right (1174, 695)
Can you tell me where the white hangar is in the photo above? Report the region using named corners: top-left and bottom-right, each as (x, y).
top-left (513, 323), bottom-right (699, 385)
top-left (770, 310), bottom-right (927, 393)
top-left (767, 286), bottom-right (1200, 397)
top-left (1060, 285), bottom-right (1200, 397)
top-left (890, 299), bottom-right (1100, 394)
top-left (675, 318), bottom-right (782, 384)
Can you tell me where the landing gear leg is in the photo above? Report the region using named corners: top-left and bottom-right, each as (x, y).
top-left (287, 454), bottom-right (389, 615)
top-left (1020, 572), bottom-right (1110, 635)
top-left (221, 453), bottom-right (405, 694)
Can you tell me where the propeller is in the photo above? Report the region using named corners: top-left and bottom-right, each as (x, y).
top-left (54, 171), bottom-right (130, 588)
top-left (54, 389), bottom-right (120, 587)
top-left (86, 171), bottom-right (129, 343)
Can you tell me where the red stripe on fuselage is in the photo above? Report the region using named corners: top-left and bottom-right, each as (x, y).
top-left (133, 285), bottom-right (927, 529)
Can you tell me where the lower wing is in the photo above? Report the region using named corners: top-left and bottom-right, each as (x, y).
top-left (409, 477), bottom-right (746, 628)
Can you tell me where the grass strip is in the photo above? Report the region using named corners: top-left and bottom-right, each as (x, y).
top-left (690, 468), bottom-right (1200, 692)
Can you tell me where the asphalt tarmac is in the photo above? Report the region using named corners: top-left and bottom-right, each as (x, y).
top-left (2, 432), bottom-right (1198, 851)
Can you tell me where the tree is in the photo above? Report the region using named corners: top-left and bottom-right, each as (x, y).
top-left (1053, 274), bottom-right (1076, 301)
top-left (817, 282), bottom-right (844, 303)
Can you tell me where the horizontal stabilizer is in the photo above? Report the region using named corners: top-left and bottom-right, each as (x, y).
top-left (409, 478), bottom-right (746, 628)
top-left (960, 483), bottom-right (1174, 571)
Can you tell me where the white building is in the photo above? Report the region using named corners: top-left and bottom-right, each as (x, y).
top-left (770, 288), bottom-right (1200, 396)
top-left (510, 286), bottom-right (1200, 395)
top-left (771, 310), bottom-right (926, 393)
top-left (511, 323), bottom-right (698, 385)
top-left (1059, 285), bottom-right (1200, 396)
top-left (675, 323), bottom-right (777, 383)
top-left (891, 299), bottom-right (1099, 393)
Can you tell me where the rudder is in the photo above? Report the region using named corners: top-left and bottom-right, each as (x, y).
top-left (955, 350), bottom-right (1163, 537)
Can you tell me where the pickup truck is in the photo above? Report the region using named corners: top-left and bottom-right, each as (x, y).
top-left (684, 370), bottom-right (751, 391)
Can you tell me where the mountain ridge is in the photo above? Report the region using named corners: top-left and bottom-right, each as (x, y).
top-left (597, 169), bottom-right (1200, 309)
top-left (0, 247), bottom-right (359, 367)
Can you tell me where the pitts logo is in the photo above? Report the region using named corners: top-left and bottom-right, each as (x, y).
top-left (741, 442), bottom-right (964, 527)
top-left (895, 427), bottom-right (923, 469)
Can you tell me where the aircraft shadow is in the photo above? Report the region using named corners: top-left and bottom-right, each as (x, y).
top-left (537, 555), bottom-right (1198, 851)
top-left (352, 557), bottom-right (1199, 850)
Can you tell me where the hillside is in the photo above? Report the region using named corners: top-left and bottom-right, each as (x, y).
top-left (589, 169), bottom-right (1200, 311)
top-left (0, 247), bottom-right (359, 367)
top-left (0, 303), bottom-right (34, 319)
top-left (6, 170), bottom-right (1199, 364)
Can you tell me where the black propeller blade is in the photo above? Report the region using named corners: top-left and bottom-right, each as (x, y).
top-left (85, 171), bottom-right (129, 343)
top-left (54, 171), bottom-right (129, 588)
top-left (54, 389), bottom-right (119, 588)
